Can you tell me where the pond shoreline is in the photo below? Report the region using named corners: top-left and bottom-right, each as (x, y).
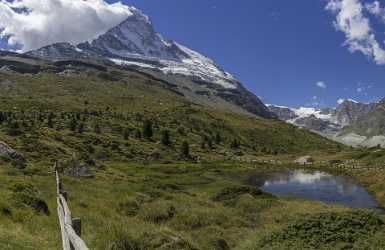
top-left (245, 165), bottom-right (385, 214)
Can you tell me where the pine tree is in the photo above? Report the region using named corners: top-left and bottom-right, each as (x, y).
top-left (215, 132), bottom-right (222, 144)
top-left (94, 123), bottom-right (101, 134)
top-left (161, 130), bottom-right (171, 146)
top-left (135, 129), bottom-right (142, 139)
top-left (47, 112), bottom-right (54, 128)
top-left (143, 120), bottom-right (153, 140)
top-left (123, 128), bottom-right (130, 140)
top-left (69, 118), bottom-right (77, 131)
top-left (230, 139), bottom-right (240, 149)
top-left (180, 141), bottom-right (190, 158)
top-left (78, 123), bottom-right (85, 134)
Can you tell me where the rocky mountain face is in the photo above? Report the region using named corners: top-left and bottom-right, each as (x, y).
top-left (334, 100), bottom-right (377, 126)
top-left (268, 99), bottom-right (385, 147)
top-left (26, 6), bottom-right (274, 119)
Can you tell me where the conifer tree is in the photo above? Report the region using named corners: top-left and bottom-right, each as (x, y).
top-left (180, 141), bottom-right (190, 158)
top-left (143, 120), bottom-right (153, 140)
top-left (161, 130), bottom-right (171, 146)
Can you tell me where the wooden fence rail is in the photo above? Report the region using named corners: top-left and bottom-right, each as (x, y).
top-left (54, 162), bottom-right (90, 250)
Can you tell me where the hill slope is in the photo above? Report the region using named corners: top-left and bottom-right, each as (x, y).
top-left (0, 53), bottom-right (343, 166)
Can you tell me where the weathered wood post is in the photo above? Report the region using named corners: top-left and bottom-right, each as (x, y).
top-left (72, 218), bottom-right (82, 237)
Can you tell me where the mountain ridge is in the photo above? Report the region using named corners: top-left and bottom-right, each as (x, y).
top-left (25, 6), bottom-right (274, 119)
top-left (268, 99), bottom-right (385, 147)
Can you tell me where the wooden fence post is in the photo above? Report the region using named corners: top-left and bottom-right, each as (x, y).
top-left (55, 163), bottom-right (89, 250)
top-left (72, 218), bottom-right (81, 237)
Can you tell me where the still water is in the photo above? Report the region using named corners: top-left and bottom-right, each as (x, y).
top-left (248, 169), bottom-right (382, 211)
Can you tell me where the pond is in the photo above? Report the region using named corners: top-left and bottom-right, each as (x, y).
top-left (248, 169), bottom-right (383, 212)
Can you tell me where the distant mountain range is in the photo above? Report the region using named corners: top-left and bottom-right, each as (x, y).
top-left (3, 4), bottom-right (384, 148)
top-left (268, 99), bottom-right (385, 147)
top-left (25, 6), bottom-right (274, 119)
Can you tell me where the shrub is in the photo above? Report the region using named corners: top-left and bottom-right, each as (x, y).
top-left (260, 211), bottom-right (384, 249)
top-left (212, 185), bottom-right (268, 202)
top-left (11, 193), bottom-right (49, 215)
top-left (138, 201), bottom-right (176, 223)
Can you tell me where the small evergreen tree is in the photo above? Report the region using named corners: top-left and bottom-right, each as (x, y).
top-left (94, 123), bottom-right (101, 134)
top-left (230, 139), bottom-right (240, 149)
top-left (180, 141), bottom-right (190, 158)
top-left (135, 129), bottom-right (142, 139)
top-left (47, 112), bottom-right (54, 128)
top-left (77, 123), bottom-right (85, 134)
top-left (123, 128), bottom-right (130, 140)
top-left (69, 117), bottom-right (77, 131)
top-left (215, 132), bottom-right (222, 144)
top-left (143, 120), bottom-right (153, 140)
top-left (161, 130), bottom-right (171, 146)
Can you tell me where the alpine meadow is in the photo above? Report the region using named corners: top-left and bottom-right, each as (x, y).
top-left (0, 1), bottom-right (385, 250)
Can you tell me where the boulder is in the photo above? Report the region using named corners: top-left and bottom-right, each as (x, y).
top-left (0, 141), bottom-right (25, 162)
top-left (294, 156), bottom-right (314, 165)
top-left (64, 163), bottom-right (94, 178)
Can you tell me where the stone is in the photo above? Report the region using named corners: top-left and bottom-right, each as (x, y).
top-left (64, 163), bottom-right (94, 178)
top-left (0, 141), bottom-right (25, 162)
top-left (294, 156), bottom-right (314, 165)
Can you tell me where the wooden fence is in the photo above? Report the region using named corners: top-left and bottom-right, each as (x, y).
top-left (55, 162), bottom-right (90, 250)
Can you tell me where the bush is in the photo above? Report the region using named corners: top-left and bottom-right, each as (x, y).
top-left (260, 211), bottom-right (384, 249)
top-left (11, 193), bottom-right (49, 215)
top-left (212, 185), bottom-right (268, 202)
top-left (118, 198), bottom-right (140, 217)
top-left (138, 201), bottom-right (176, 223)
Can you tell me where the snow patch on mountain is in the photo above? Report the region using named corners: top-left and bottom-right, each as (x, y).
top-left (291, 107), bottom-right (332, 121)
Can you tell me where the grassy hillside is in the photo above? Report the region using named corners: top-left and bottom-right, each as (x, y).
top-left (2, 57), bottom-right (383, 250)
top-left (0, 61), bottom-right (343, 166)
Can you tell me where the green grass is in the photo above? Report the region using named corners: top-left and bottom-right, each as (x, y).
top-left (1, 58), bottom-right (381, 249)
top-left (0, 162), bottom-right (377, 250)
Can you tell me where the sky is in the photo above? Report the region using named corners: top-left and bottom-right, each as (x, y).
top-left (0, 0), bottom-right (385, 108)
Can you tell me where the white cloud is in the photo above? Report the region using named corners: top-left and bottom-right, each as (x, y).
top-left (306, 95), bottom-right (324, 107)
top-left (326, 0), bottom-right (385, 64)
top-left (356, 82), bottom-right (373, 94)
top-left (337, 98), bottom-right (346, 104)
top-left (0, 0), bottom-right (133, 51)
top-left (316, 81), bottom-right (327, 89)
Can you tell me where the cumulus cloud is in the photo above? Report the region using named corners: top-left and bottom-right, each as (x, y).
top-left (316, 81), bottom-right (327, 89)
top-left (326, 0), bottom-right (385, 64)
top-left (0, 0), bottom-right (132, 51)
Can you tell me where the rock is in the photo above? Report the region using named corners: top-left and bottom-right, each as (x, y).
top-left (294, 156), bottom-right (314, 165)
top-left (0, 141), bottom-right (26, 162)
top-left (149, 151), bottom-right (161, 161)
top-left (64, 163), bottom-right (94, 178)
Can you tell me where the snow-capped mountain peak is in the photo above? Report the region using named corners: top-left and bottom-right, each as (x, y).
top-left (25, 5), bottom-right (275, 118)
top-left (73, 8), bottom-right (238, 90)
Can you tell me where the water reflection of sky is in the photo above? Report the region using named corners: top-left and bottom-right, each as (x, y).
top-left (251, 170), bottom-right (380, 210)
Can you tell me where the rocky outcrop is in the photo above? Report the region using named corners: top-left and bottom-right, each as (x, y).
top-left (268, 105), bottom-right (297, 120)
top-left (0, 141), bottom-right (25, 161)
top-left (294, 156), bottom-right (314, 165)
top-left (333, 100), bottom-right (377, 126)
top-left (268, 99), bottom-right (385, 148)
top-left (64, 163), bottom-right (94, 178)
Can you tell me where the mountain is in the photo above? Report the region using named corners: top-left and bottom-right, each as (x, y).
top-left (26, 7), bottom-right (274, 119)
top-left (334, 99), bottom-right (377, 126)
top-left (268, 99), bottom-right (385, 147)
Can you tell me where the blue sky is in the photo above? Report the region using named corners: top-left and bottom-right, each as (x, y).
top-left (114, 0), bottom-right (385, 107)
top-left (1, 0), bottom-right (385, 108)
